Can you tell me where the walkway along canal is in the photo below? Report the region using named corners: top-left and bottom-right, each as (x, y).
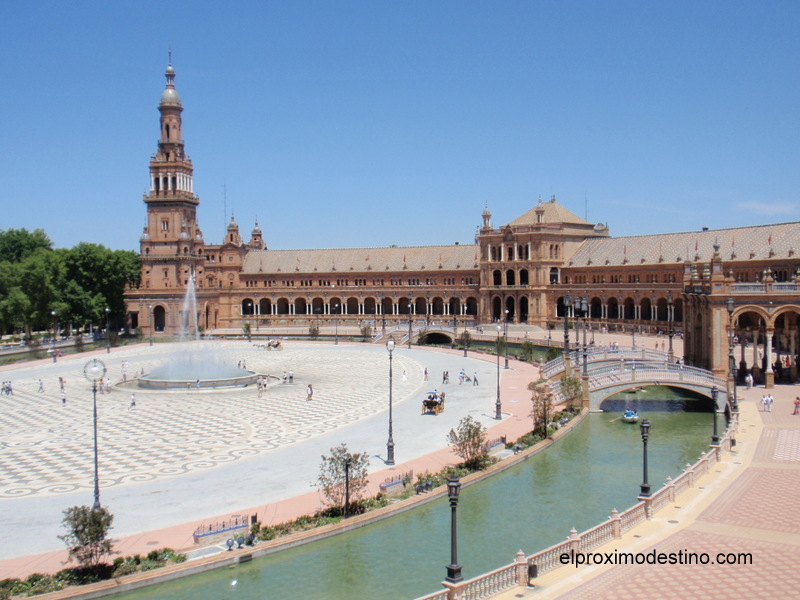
top-left (115, 398), bottom-right (712, 600)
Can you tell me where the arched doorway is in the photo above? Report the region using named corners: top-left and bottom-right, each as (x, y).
top-left (153, 305), bottom-right (166, 332)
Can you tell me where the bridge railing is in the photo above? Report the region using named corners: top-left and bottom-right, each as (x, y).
top-left (587, 362), bottom-right (726, 391)
top-left (543, 346), bottom-right (672, 379)
top-left (414, 413), bottom-right (739, 600)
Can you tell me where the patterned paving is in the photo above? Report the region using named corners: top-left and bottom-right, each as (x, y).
top-left (563, 529), bottom-right (800, 600)
top-left (772, 429), bottom-right (800, 461)
top-left (0, 343), bottom-right (421, 498)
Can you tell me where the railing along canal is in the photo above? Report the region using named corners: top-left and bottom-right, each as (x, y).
top-left (414, 414), bottom-right (739, 600)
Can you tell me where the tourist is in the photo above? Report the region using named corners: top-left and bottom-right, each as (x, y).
top-left (61, 391), bottom-right (66, 406)
top-left (37, 379), bottom-right (44, 393)
top-left (793, 397), bottom-right (800, 415)
top-left (129, 393), bottom-right (136, 410)
top-left (473, 372), bottom-right (479, 386)
top-left (306, 384), bottom-right (313, 401)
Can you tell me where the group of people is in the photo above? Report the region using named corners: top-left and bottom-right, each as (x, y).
top-left (1, 381), bottom-right (13, 395)
top-left (760, 394), bottom-right (774, 412)
top-left (434, 369), bottom-right (479, 386)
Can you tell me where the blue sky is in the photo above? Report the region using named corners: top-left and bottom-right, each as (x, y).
top-left (2, 1), bottom-right (798, 252)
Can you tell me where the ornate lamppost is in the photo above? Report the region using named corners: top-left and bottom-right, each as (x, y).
top-left (148, 304), bottom-right (153, 346)
top-left (727, 297), bottom-right (738, 411)
top-left (386, 339), bottom-right (396, 465)
top-left (407, 303), bottom-right (412, 349)
top-left (563, 294), bottom-right (571, 358)
top-left (245, 301), bottom-right (252, 342)
top-left (51, 310), bottom-right (58, 363)
top-left (639, 419), bottom-right (651, 497)
top-left (710, 386), bottom-right (720, 445)
top-left (503, 309), bottom-right (509, 369)
top-left (334, 302), bottom-right (339, 345)
top-left (580, 296), bottom-right (589, 377)
top-left (667, 293), bottom-right (674, 360)
top-left (495, 325), bottom-right (502, 419)
top-left (84, 358), bottom-right (107, 510)
top-left (380, 295), bottom-right (386, 332)
top-left (445, 477), bottom-right (463, 583)
top-left (104, 307), bottom-right (111, 354)
top-left (462, 296), bottom-right (468, 357)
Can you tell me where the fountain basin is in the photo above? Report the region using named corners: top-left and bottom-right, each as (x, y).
top-left (136, 372), bottom-right (260, 389)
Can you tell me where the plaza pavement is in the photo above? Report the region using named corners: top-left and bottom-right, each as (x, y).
top-left (0, 336), bottom-right (539, 580)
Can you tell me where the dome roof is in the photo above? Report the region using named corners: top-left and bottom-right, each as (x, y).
top-left (160, 63), bottom-right (182, 107)
top-left (161, 87), bottom-right (181, 105)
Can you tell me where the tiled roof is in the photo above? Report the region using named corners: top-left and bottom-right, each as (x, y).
top-left (241, 244), bottom-right (480, 275)
top-left (508, 198), bottom-right (591, 227)
top-left (568, 222), bottom-right (800, 268)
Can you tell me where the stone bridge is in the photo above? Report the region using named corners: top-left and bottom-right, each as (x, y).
top-left (544, 349), bottom-right (730, 412)
top-left (373, 324), bottom-right (459, 345)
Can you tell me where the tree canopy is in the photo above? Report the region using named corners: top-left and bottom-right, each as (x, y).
top-left (0, 229), bottom-right (140, 337)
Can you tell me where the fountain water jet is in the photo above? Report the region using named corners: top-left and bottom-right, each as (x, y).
top-left (138, 276), bottom-right (259, 389)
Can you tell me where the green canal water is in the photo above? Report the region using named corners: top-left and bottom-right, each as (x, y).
top-left (119, 389), bottom-right (714, 600)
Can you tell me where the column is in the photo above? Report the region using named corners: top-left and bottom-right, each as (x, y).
top-left (150, 174), bottom-right (155, 192)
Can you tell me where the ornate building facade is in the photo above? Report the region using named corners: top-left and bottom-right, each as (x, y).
top-left (125, 65), bottom-right (800, 387)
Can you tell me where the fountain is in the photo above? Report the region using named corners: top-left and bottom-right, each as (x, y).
top-left (137, 276), bottom-right (259, 389)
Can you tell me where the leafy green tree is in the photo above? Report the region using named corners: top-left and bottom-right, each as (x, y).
top-left (58, 506), bottom-right (115, 569)
top-left (559, 374), bottom-right (583, 410)
top-left (0, 228), bottom-right (52, 263)
top-left (447, 415), bottom-right (489, 470)
top-left (520, 340), bottom-right (536, 362)
top-left (528, 381), bottom-right (554, 438)
top-left (61, 243), bottom-right (140, 327)
top-left (316, 443), bottom-right (370, 513)
top-left (458, 329), bottom-right (473, 350)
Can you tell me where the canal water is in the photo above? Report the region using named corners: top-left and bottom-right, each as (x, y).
top-left (119, 389), bottom-right (712, 600)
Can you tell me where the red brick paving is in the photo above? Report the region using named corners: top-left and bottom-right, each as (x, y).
top-left (514, 382), bottom-right (800, 600)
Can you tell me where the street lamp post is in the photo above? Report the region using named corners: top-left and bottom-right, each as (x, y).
top-left (407, 304), bottom-right (412, 349)
top-left (386, 339), bottom-right (396, 465)
top-left (710, 386), bottom-right (720, 445)
top-left (503, 309), bottom-right (509, 369)
top-left (727, 297), bottom-right (738, 412)
top-left (380, 296), bottom-right (386, 333)
top-left (51, 310), bottom-right (58, 363)
top-left (563, 294), bottom-right (571, 358)
top-left (104, 307), bottom-right (110, 354)
top-left (495, 325), bottom-right (502, 419)
top-left (246, 301), bottom-right (252, 342)
top-left (573, 297), bottom-right (582, 372)
top-left (148, 304), bottom-right (153, 346)
top-left (84, 358), bottom-right (107, 510)
top-left (445, 477), bottom-right (463, 583)
top-left (334, 302), bottom-right (339, 345)
top-left (343, 456), bottom-right (352, 518)
top-left (426, 293), bottom-right (431, 326)
top-left (639, 419), bottom-right (651, 497)
top-left (581, 297), bottom-right (589, 377)
top-left (667, 293), bottom-right (674, 360)
top-left (462, 297), bottom-right (468, 357)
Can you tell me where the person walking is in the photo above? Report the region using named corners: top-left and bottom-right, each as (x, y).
top-left (473, 372), bottom-right (479, 386)
top-left (129, 393), bottom-right (136, 410)
top-left (793, 397), bottom-right (800, 415)
top-left (306, 384), bottom-right (313, 401)
top-left (37, 379), bottom-right (44, 393)
top-left (61, 391), bottom-right (66, 406)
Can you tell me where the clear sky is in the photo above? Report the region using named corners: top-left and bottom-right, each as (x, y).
top-left (2, 1), bottom-right (799, 252)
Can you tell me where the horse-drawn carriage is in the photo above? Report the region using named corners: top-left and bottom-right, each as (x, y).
top-left (421, 391), bottom-right (446, 415)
